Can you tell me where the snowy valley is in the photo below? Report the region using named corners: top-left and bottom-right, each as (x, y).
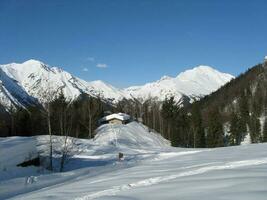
top-left (2, 1), bottom-right (267, 199)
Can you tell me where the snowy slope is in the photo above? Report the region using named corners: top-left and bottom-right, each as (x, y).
top-left (0, 122), bottom-right (170, 199)
top-left (94, 122), bottom-right (170, 148)
top-left (0, 137), bottom-right (38, 169)
top-left (0, 130), bottom-right (266, 199)
top-left (0, 67), bottom-right (38, 109)
top-left (88, 80), bottom-right (132, 103)
top-left (124, 65), bottom-right (234, 103)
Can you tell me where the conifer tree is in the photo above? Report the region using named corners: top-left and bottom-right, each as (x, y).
top-left (206, 109), bottom-right (224, 147)
top-left (161, 97), bottom-right (177, 141)
top-left (249, 113), bottom-right (261, 143)
top-left (229, 112), bottom-right (242, 145)
top-left (191, 103), bottom-right (205, 147)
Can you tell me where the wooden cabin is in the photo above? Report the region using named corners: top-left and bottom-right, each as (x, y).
top-left (99, 113), bottom-right (131, 125)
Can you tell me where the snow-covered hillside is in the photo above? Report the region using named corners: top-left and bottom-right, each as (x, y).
top-left (0, 60), bottom-right (233, 109)
top-left (124, 65), bottom-right (234, 103)
top-left (0, 122), bottom-right (267, 200)
top-left (94, 122), bottom-right (170, 148)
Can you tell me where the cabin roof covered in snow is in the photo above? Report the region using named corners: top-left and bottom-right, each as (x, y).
top-left (100, 113), bottom-right (130, 122)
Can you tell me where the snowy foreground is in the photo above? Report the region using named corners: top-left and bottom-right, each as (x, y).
top-left (1, 122), bottom-right (267, 200)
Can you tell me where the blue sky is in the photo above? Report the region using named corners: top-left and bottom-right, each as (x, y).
top-left (0, 0), bottom-right (267, 88)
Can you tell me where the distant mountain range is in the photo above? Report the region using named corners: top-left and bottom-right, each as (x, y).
top-left (0, 59), bottom-right (234, 109)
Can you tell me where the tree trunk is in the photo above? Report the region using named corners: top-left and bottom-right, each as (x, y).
top-left (47, 104), bottom-right (53, 171)
top-left (59, 135), bottom-right (68, 172)
top-left (167, 122), bottom-right (171, 140)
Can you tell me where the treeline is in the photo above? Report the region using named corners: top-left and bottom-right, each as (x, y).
top-left (0, 93), bottom-right (110, 138)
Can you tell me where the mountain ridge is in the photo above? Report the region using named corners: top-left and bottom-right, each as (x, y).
top-left (0, 59), bottom-right (234, 109)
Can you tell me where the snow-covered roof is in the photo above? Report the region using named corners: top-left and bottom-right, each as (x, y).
top-left (100, 113), bottom-right (131, 122)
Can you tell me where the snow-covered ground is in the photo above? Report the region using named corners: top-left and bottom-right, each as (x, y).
top-left (0, 122), bottom-right (267, 200)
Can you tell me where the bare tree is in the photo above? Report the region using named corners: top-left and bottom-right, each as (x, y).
top-left (59, 103), bottom-right (73, 172)
top-left (79, 96), bottom-right (100, 139)
top-left (42, 76), bottom-right (58, 171)
top-left (50, 94), bottom-right (80, 172)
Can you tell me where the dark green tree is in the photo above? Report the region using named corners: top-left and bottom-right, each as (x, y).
top-left (206, 109), bottom-right (224, 147)
top-left (191, 103), bottom-right (205, 147)
top-left (229, 112), bottom-right (242, 145)
top-left (249, 114), bottom-right (261, 143)
top-left (161, 96), bottom-right (179, 145)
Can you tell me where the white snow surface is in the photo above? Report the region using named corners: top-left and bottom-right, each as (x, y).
top-left (0, 122), bottom-right (267, 200)
top-left (94, 122), bottom-right (170, 148)
top-left (124, 65), bottom-right (234, 102)
top-left (0, 60), bottom-right (233, 108)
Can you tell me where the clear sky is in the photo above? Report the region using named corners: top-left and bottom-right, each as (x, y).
top-left (0, 0), bottom-right (266, 88)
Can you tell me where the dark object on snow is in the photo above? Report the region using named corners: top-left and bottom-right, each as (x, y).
top-left (17, 157), bottom-right (40, 167)
top-left (118, 152), bottom-right (124, 161)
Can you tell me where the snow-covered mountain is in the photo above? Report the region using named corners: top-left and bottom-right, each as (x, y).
top-left (0, 60), bottom-right (130, 108)
top-left (124, 65), bottom-right (234, 103)
top-left (0, 60), bottom-right (234, 109)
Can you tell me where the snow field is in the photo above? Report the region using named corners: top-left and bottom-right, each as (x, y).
top-left (0, 122), bottom-right (266, 200)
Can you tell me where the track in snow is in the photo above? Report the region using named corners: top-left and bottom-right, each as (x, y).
top-left (75, 158), bottom-right (267, 200)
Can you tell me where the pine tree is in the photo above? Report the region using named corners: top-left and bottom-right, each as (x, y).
top-left (161, 97), bottom-right (179, 146)
top-left (161, 97), bottom-right (178, 142)
top-left (249, 114), bottom-right (261, 143)
top-left (191, 103), bottom-right (205, 147)
top-left (206, 109), bottom-right (224, 148)
top-left (229, 112), bottom-right (242, 145)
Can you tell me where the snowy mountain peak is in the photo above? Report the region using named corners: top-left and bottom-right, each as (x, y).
top-left (124, 65), bottom-right (234, 103)
top-left (159, 75), bottom-right (172, 82)
top-left (177, 65), bottom-right (234, 84)
top-left (191, 65), bottom-right (216, 71)
top-left (178, 65), bottom-right (227, 78)
top-left (22, 59), bottom-right (44, 65)
top-left (21, 59), bottom-right (52, 72)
